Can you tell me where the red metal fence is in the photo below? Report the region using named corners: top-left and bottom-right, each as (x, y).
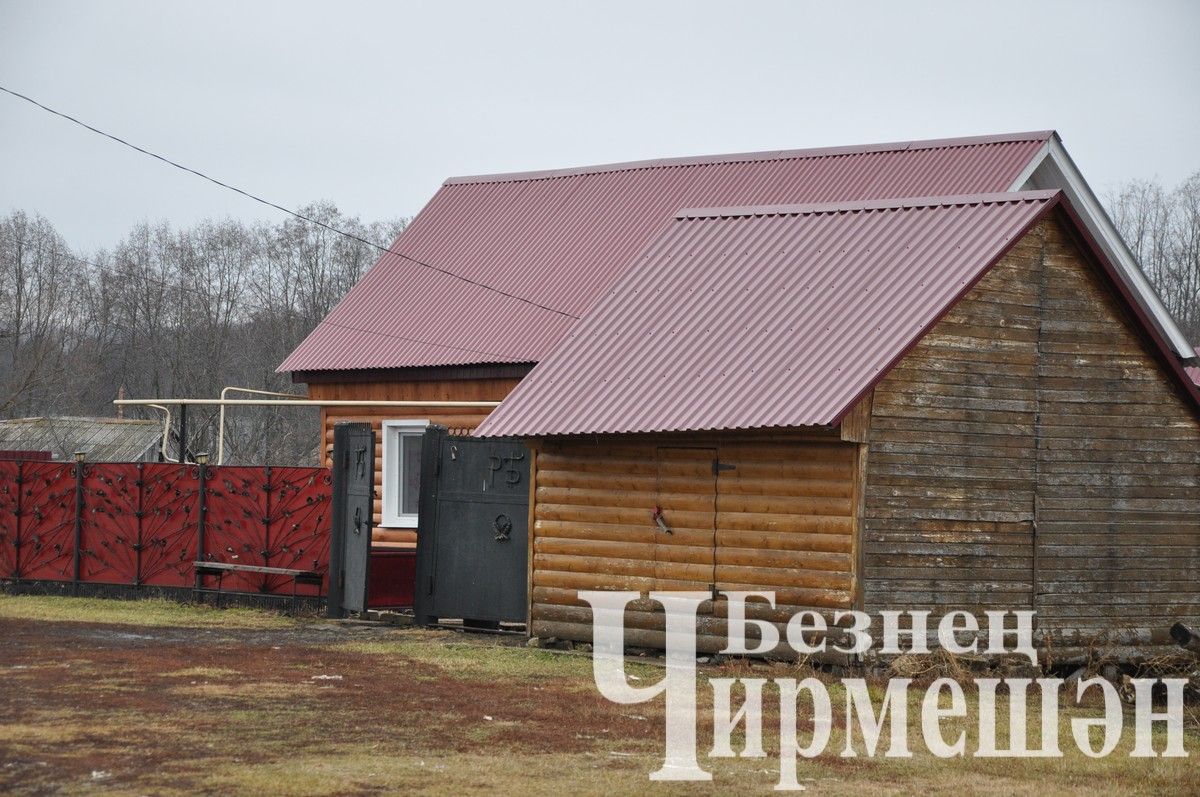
top-left (0, 461), bottom-right (331, 596)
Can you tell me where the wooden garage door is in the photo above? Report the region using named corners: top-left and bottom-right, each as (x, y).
top-left (653, 447), bottom-right (717, 596)
top-left (529, 437), bottom-right (857, 652)
top-left (714, 442), bottom-right (857, 620)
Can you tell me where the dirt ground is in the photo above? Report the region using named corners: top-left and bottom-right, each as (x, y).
top-left (1, 595), bottom-right (1197, 796)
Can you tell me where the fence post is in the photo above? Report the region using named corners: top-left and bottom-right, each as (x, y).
top-left (196, 454), bottom-right (209, 564)
top-left (12, 460), bottom-right (23, 579)
top-left (262, 465), bottom-right (273, 593)
top-left (72, 451), bottom-right (85, 589)
top-left (134, 462), bottom-right (144, 587)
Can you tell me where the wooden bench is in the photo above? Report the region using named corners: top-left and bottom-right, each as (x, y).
top-left (193, 561), bottom-right (323, 613)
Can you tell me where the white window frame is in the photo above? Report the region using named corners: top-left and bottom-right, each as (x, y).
top-left (380, 419), bottom-right (429, 528)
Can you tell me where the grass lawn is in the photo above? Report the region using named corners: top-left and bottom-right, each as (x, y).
top-left (0, 594), bottom-right (1197, 795)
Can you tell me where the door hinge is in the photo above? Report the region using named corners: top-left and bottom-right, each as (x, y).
top-left (712, 460), bottom-right (735, 476)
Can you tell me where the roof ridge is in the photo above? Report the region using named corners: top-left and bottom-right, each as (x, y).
top-left (675, 190), bottom-right (1062, 220)
top-left (443, 131), bottom-right (1055, 186)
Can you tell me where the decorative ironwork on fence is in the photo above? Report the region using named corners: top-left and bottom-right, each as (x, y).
top-left (0, 460), bottom-right (331, 596)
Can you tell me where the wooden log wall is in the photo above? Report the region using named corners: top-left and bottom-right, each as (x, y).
top-left (1033, 217), bottom-right (1200, 640)
top-left (530, 434), bottom-right (859, 654)
top-left (305, 376), bottom-right (521, 543)
top-left (863, 214), bottom-right (1200, 642)
top-left (863, 228), bottom-right (1041, 614)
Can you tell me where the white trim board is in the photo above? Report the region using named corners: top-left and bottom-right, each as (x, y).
top-left (1010, 132), bottom-right (1195, 358)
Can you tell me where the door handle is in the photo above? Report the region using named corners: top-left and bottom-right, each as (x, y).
top-left (652, 505), bottom-right (672, 535)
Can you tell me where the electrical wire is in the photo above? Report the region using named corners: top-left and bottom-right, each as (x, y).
top-left (0, 84), bottom-right (579, 320)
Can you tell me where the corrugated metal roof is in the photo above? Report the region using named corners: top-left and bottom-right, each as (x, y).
top-left (0, 417), bottom-right (171, 462)
top-left (475, 192), bottom-right (1061, 437)
top-left (279, 132), bottom-right (1051, 373)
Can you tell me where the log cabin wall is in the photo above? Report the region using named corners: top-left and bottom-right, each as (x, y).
top-left (863, 214), bottom-right (1200, 643)
top-left (529, 432), bottom-right (860, 654)
top-left (1034, 217), bottom-right (1200, 643)
top-left (862, 225), bottom-right (1043, 617)
top-left (304, 375), bottom-right (522, 543)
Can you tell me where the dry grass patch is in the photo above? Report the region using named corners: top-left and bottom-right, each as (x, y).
top-left (162, 666), bottom-right (242, 679)
top-left (0, 594), bottom-right (296, 629)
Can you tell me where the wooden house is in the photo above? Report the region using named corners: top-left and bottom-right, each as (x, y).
top-left (281, 132), bottom-right (1200, 650)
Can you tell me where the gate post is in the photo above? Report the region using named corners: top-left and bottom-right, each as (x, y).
top-left (413, 426), bottom-right (447, 627)
top-left (327, 428), bottom-right (347, 618)
top-left (328, 423), bottom-right (375, 618)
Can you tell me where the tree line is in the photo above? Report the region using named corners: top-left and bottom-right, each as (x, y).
top-left (0, 203), bottom-right (406, 464)
top-left (2, 171), bottom-right (1197, 465)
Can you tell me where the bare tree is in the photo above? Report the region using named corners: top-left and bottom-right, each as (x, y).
top-left (1107, 171), bottom-right (1200, 346)
top-left (0, 204), bottom-right (406, 464)
top-left (0, 211), bottom-right (85, 415)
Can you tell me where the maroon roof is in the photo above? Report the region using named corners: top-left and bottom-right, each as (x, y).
top-left (279, 132), bottom-right (1051, 373)
top-left (475, 192), bottom-right (1064, 437)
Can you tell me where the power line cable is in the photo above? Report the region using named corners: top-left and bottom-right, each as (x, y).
top-left (0, 84), bottom-right (579, 320)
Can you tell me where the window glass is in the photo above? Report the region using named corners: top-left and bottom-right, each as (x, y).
top-left (401, 433), bottom-right (422, 516)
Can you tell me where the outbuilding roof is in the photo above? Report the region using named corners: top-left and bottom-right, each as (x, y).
top-left (475, 192), bottom-right (1064, 436)
top-left (279, 132), bottom-right (1052, 373)
top-left (0, 417), bottom-right (174, 462)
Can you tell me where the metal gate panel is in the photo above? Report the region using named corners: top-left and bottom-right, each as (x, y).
top-left (19, 462), bottom-right (76, 581)
top-left (81, 463), bottom-right (141, 585)
top-left (0, 461), bottom-right (19, 578)
top-left (203, 466), bottom-right (270, 592)
top-left (139, 464), bottom-right (199, 587)
top-left (328, 424), bottom-right (374, 616)
top-left (266, 467), bottom-right (332, 594)
top-left (415, 428), bottom-right (530, 625)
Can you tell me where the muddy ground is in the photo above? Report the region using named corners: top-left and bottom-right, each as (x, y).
top-left (1, 596), bottom-right (1197, 796)
top-left (0, 612), bottom-right (667, 795)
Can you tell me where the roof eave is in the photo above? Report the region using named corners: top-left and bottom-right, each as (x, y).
top-left (1011, 132), bottom-right (1196, 358)
top-left (1049, 199), bottom-right (1200, 414)
top-left (827, 194), bottom-right (1200, 426)
top-left (824, 192), bottom-right (1069, 428)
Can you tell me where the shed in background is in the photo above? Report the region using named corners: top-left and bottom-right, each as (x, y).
top-left (0, 416), bottom-right (183, 462)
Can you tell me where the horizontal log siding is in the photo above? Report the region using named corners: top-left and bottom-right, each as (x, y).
top-left (1033, 217), bottom-right (1200, 637)
top-left (306, 377), bottom-right (521, 540)
top-left (863, 228), bottom-right (1042, 614)
top-left (864, 215), bottom-right (1200, 641)
top-left (530, 435), bottom-right (857, 653)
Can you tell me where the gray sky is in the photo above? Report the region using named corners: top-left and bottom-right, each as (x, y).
top-left (1, 0), bottom-right (1198, 251)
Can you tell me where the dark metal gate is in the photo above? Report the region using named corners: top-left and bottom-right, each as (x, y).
top-left (327, 423), bottom-right (375, 617)
top-left (413, 426), bottom-right (530, 626)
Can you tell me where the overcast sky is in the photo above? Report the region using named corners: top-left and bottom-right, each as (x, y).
top-left (1, 0), bottom-right (1198, 251)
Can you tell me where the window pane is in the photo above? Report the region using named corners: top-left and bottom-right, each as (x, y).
top-left (401, 433), bottom-right (422, 516)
